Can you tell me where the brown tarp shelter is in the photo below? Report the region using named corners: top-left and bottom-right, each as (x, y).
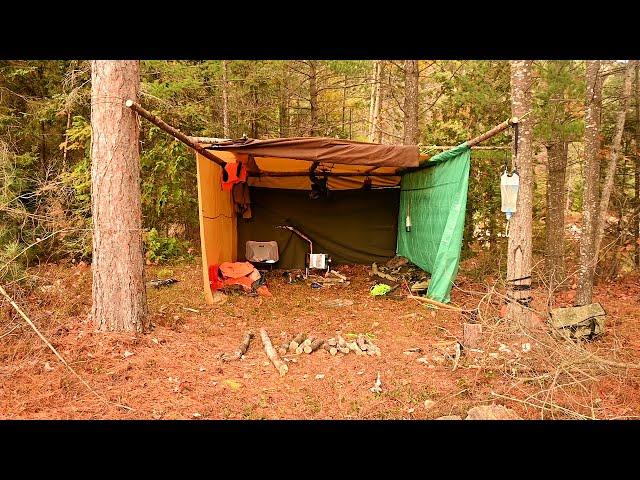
top-left (196, 137), bottom-right (423, 303)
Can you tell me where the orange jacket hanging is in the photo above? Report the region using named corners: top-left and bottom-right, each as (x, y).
top-left (221, 161), bottom-right (248, 192)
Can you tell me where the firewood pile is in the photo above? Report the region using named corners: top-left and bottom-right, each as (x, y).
top-left (218, 329), bottom-right (381, 376)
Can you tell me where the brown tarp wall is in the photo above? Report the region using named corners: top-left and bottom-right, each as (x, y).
top-left (237, 187), bottom-right (400, 269)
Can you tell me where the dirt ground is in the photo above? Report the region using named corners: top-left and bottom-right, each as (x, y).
top-left (1, 257), bottom-right (639, 420)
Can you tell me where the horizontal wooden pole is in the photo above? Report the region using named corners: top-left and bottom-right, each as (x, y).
top-left (125, 100), bottom-right (227, 168)
top-left (249, 170), bottom-right (400, 178)
top-left (399, 116), bottom-right (519, 175)
top-left (466, 117), bottom-right (517, 147)
top-left (421, 145), bottom-right (511, 151)
top-left (189, 136), bottom-right (232, 144)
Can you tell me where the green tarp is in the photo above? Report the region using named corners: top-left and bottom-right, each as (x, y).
top-left (396, 143), bottom-right (471, 303)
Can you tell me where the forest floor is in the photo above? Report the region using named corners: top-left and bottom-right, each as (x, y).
top-left (1, 257), bottom-right (640, 420)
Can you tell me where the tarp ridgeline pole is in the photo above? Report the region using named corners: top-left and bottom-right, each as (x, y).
top-left (125, 99), bottom-right (227, 168)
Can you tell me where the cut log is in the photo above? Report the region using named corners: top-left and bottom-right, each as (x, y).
top-left (356, 334), bottom-right (369, 351)
top-left (462, 323), bottom-right (483, 349)
top-left (304, 338), bottom-right (325, 354)
top-left (278, 334), bottom-right (292, 357)
top-left (221, 331), bottom-right (254, 362)
top-left (295, 336), bottom-right (314, 354)
top-left (364, 337), bottom-right (381, 356)
top-left (322, 342), bottom-right (339, 356)
top-left (289, 332), bottom-right (307, 351)
top-left (259, 328), bottom-right (288, 376)
top-left (346, 341), bottom-right (365, 355)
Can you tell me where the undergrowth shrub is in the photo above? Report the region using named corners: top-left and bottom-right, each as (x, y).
top-left (144, 228), bottom-right (192, 264)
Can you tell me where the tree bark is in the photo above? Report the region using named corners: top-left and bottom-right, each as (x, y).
top-left (506, 61), bottom-right (534, 326)
top-left (403, 60), bottom-right (419, 145)
top-left (369, 61), bottom-right (384, 142)
top-left (545, 141), bottom-right (568, 290)
top-left (635, 63), bottom-right (640, 268)
top-left (221, 60), bottom-right (230, 138)
top-left (250, 83), bottom-right (259, 138)
top-left (279, 63), bottom-right (289, 137)
top-left (593, 62), bottom-right (635, 263)
top-left (308, 60), bottom-right (319, 136)
top-left (91, 60), bottom-right (147, 332)
top-left (575, 61), bottom-right (603, 306)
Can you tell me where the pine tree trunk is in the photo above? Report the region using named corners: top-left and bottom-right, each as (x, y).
top-left (341, 74), bottom-right (347, 136)
top-left (635, 63), bottom-right (640, 268)
top-left (506, 60), bottom-right (534, 326)
top-left (368, 61), bottom-right (377, 140)
top-left (575, 60), bottom-right (603, 306)
top-left (545, 141), bottom-right (568, 291)
top-left (221, 60), bottom-right (230, 138)
top-left (369, 61), bottom-right (383, 142)
top-left (279, 64), bottom-right (289, 138)
top-left (308, 60), bottom-right (318, 136)
top-left (90, 60), bottom-right (147, 333)
top-left (593, 62), bottom-right (635, 263)
top-left (250, 83), bottom-right (259, 138)
top-left (403, 60), bottom-right (419, 145)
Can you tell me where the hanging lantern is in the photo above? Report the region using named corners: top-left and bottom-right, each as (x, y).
top-left (500, 170), bottom-right (519, 220)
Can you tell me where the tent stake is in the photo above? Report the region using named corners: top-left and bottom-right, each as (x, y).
top-left (125, 100), bottom-right (227, 168)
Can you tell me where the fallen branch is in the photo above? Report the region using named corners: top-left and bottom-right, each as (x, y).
top-left (260, 328), bottom-right (288, 376)
top-left (407, 294), bottom-right (471, 312)
top-left (221, 331), bottom-right (254, 362)
top-left (0, 283), bottom-right (133, 411)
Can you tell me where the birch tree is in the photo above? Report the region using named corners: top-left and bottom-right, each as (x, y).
top-left (575, 61), bottom-right (603, 306)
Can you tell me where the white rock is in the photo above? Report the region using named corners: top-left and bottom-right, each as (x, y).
top-left (315, 374), bottom-right (325, 380)
top-left (123, 350), bottom-right (134, 358)
top-left (192, 412), bottom-right (202, 418)
top-left (522, 343), bottom-right (531, 353)
top-left (416, 357), bottom-right (429, 364)
top-left (424, 400), bottom-right (436, 409)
